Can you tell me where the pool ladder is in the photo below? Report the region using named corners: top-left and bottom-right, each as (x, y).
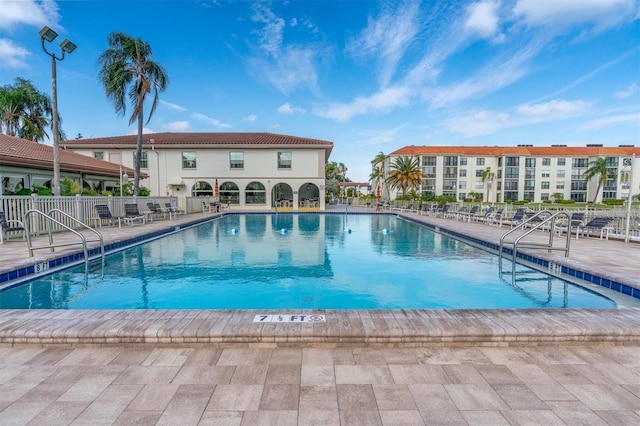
top-left (499, 210), bottom-right (572, 277)
top-left (24, 209), bottom-right (105, 271)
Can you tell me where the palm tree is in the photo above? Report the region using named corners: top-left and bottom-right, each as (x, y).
top-left (386, 156), bottom-right (422, 198)
top-left (584, 157), bottom-right (613, 203)
top-left (0, 78), bottom-right (54, 141)
top-left (98, 32), bottom-right (168, 195)
top-left (369, 152), bottom-right (387, 200)
top-left (481, 166), bottom-right (495, 203)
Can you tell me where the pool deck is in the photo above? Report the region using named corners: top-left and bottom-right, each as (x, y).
top-left (1, 208), bottom-right (640, 424)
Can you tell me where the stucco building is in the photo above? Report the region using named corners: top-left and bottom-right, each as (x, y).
top-left (63, 132), bottom-right (334, 210)
top-left (388, 145), bottom-right (640, 203)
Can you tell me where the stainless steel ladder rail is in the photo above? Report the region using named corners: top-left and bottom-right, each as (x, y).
top-left (499, 210), bottom-right (572, 276)
top-left (23, 209), bottom-right (105, 269)
top-left (48, 208), bottom-right (105, 268)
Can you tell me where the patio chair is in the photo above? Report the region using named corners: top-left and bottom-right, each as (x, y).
top-left (435, 204), bottom-right (450, 217)
top-left (146, 202), bottom-right (167, 221)
top-left (501, 207), bottom-right (527, 228)
top-left (124, 203), bottom-right (146, 226)
top-left (575, 216), bottom-right (616, 240)
top-left (445, 206), bottom-right (466, 220)
top-left (165, 202), bottom-right (183, 217)
top-left (485, 208), bottom-right (503, 225)
top-left (94, 204), bottom-right (122, 228)
top-left (459, 205), bottom-right (479, 221)
top-left (472, 206), bottom-right (494, 222)
top-left (0, 211), bottom-right (25, 244)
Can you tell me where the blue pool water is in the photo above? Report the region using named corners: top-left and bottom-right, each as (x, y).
top-left (0, 214), bottom-right (616, 309)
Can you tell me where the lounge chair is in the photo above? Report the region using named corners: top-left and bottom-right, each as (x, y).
top-left (435, 204), bottom-right (450, 217)
top-left (501, 207), bottom-right (527, 228)
top-left (165, 202), bottom-right (183, 217)
top-left (124, 203), bottom-right (146, 226)
top-left (472, 206), bottom-right (494, 222)
top-left (146, 202), bottom-right (167, 220)
top-left (400, 203), bottom-right (417, 213)
top-left (576, 216), bottom-right (615, 240)
top-left (485, 208), bottom-right (503, 225)
top-left (94, 204), bottom-right (122, 228)
top-left (459, 205), bottom-right (479, 221)
top-left (445, 206), bottom-right (466, 220)
top-left (0, 211), bottom-right (25, 244)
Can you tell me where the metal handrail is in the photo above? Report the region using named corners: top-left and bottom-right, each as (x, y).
top-left (499, 210), bottom-right (572, 276)
top-left (23, 209), bottom-right (105, 270)
top-left (48, 208), bottom-right (105, 267)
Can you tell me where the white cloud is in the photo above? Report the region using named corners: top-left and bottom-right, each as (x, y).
top-left (516, 99), bottom-right (592, 117)
top-left (160, 100), bottom-right (187, 111)
top-left (165, 121), bottom-right (190, 132)
top-left (0, 38), bottom-right (30, 68)
top-left (615, 82), bottom-right (639, 99)
top-left (354, 125), bottom-right (407, 147)
top-left (248, 4), bottom-right (322, 94)
top-left (250, 2), bottom-right (285, 58)
top-left (192, 113), bottom-right (231, 128)
top-left (277, 102), bottom-right (306, 114)
top-left (243, 114), bottom-right (257, 121)
top-left (345, 1), bottom-right (420, 87)
top-left (513, 0), bottom-right (637, 35)
top-left (316, 85), bottom-right (413, 122)
top-left (579, 112), bottom-right (640, 129)
top-left (0, 0), bottom-right (60, 30)
top-left (464, 0), bottom-right (501, 39)
top-left (444, 98), bottom-right (592, 136)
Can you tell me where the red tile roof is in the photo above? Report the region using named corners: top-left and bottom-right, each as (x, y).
top-left (0, 134), bottom-right (138, 177)
top-left (390, 145), bottom-right (640, 156)
top-left (62, 132), bottom-right (334, 149)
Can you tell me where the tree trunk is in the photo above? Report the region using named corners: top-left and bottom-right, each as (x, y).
top-left (134, 105), bottom-right (144, 196)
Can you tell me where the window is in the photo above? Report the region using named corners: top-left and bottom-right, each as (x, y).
top-left (542, 158), bottom-right (551, 166)
top-left (245, 181), bottom-right (266, 204)
top-left (182, 151), bottom-right (196, 169)
top-left (459, 169), bottom-right (467, 177)
top-left (475, 181), bottom-right (484, 189)
top-left (443, 156), bottom-right (458, 166)
top-left (278, 152), bottom-right (292, 169)
top-left (476, 158), bottom-right (485, 166)
top-left (505, 157), bottom-right (519, 167)
top-left (230, 152), bottom-right (244, 169)
top-left (541, 193), bottom-right (549, 201)
top-left (541, 170), bottom-right (550, 178)
top-left (94, 152), bottom-right (104, 160)
top-left (192, 180), bottom-right (212, 197)
top-left (557, 158), bottom-right (566, 166)
top-left (458, 181), bottom-right (466, 189)
top-left (525, 180), bottom-right (535, 190)
top-left (504, 167), bottom-right (519, 179)
top-left (556, 182), bottom-right (565, 189)
top-left (220, 181), bottom-right (240, 204)
top-left (475, 169), bottom-right (484, 177)
top-left (525, 158), bottom-right (536, 167)
top-left (556, 170), bottom-right (565, 178)
top-left (134, 151), bottom-right (148, 169)
top-left (541, 181), bottom-right (550, 189)
top-left (572, 158), bottom-right (588, 168)
top-left (422, 156), bottom-right (436, 166)
top-left (443, 167), bottom-right (457, 178)
top-left (459, 157), bottom-right (467, 166)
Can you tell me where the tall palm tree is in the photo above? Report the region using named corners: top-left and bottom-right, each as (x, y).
top-left (584, 157), bottom-right (613, 203)
top-left (386, 156), bottom-right (422, 198)
top-left (98, 32), bottom-right (168, 195)
top-left (369, 152), bottom-right (387, 199)
top-left (0, 79), bottom-right (53, 141)
top-left (481, 166), bottom-right (495, 203)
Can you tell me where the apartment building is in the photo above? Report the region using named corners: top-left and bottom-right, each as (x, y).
top-left (388, 145), bottom-right (640, 203)
top-left (63, 132), bottom-right (334, 210)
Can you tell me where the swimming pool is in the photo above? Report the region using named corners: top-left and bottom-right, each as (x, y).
top-left (0, 213), bottom-right (618, 309)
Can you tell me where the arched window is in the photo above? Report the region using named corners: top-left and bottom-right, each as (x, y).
top-left (245, 181), bottom-right (266, 205)
top-left (192, 180), bottom-right (213, 197)
top-left (220, 181), bottom-right (240, 204)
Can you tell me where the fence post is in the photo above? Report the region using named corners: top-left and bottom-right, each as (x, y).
top-left (75, 194), bottom-right (83, 225)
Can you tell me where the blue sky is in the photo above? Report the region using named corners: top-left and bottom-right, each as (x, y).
top-left (1, 0), bottom-right (639, 182)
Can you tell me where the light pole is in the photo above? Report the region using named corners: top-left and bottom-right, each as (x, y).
top-left (119, 165), bottom-right (129, 196)
top-left (621, 154), bottom-right (635, 244)
top-left (39, 26), bottom-right (76, 197)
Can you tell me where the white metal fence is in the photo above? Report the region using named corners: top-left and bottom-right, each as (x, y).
top-left (1, 195), bottom-right (177, 235)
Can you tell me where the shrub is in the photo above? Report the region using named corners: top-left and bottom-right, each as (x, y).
top-left (603, 198), bottom-right (624, 206)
